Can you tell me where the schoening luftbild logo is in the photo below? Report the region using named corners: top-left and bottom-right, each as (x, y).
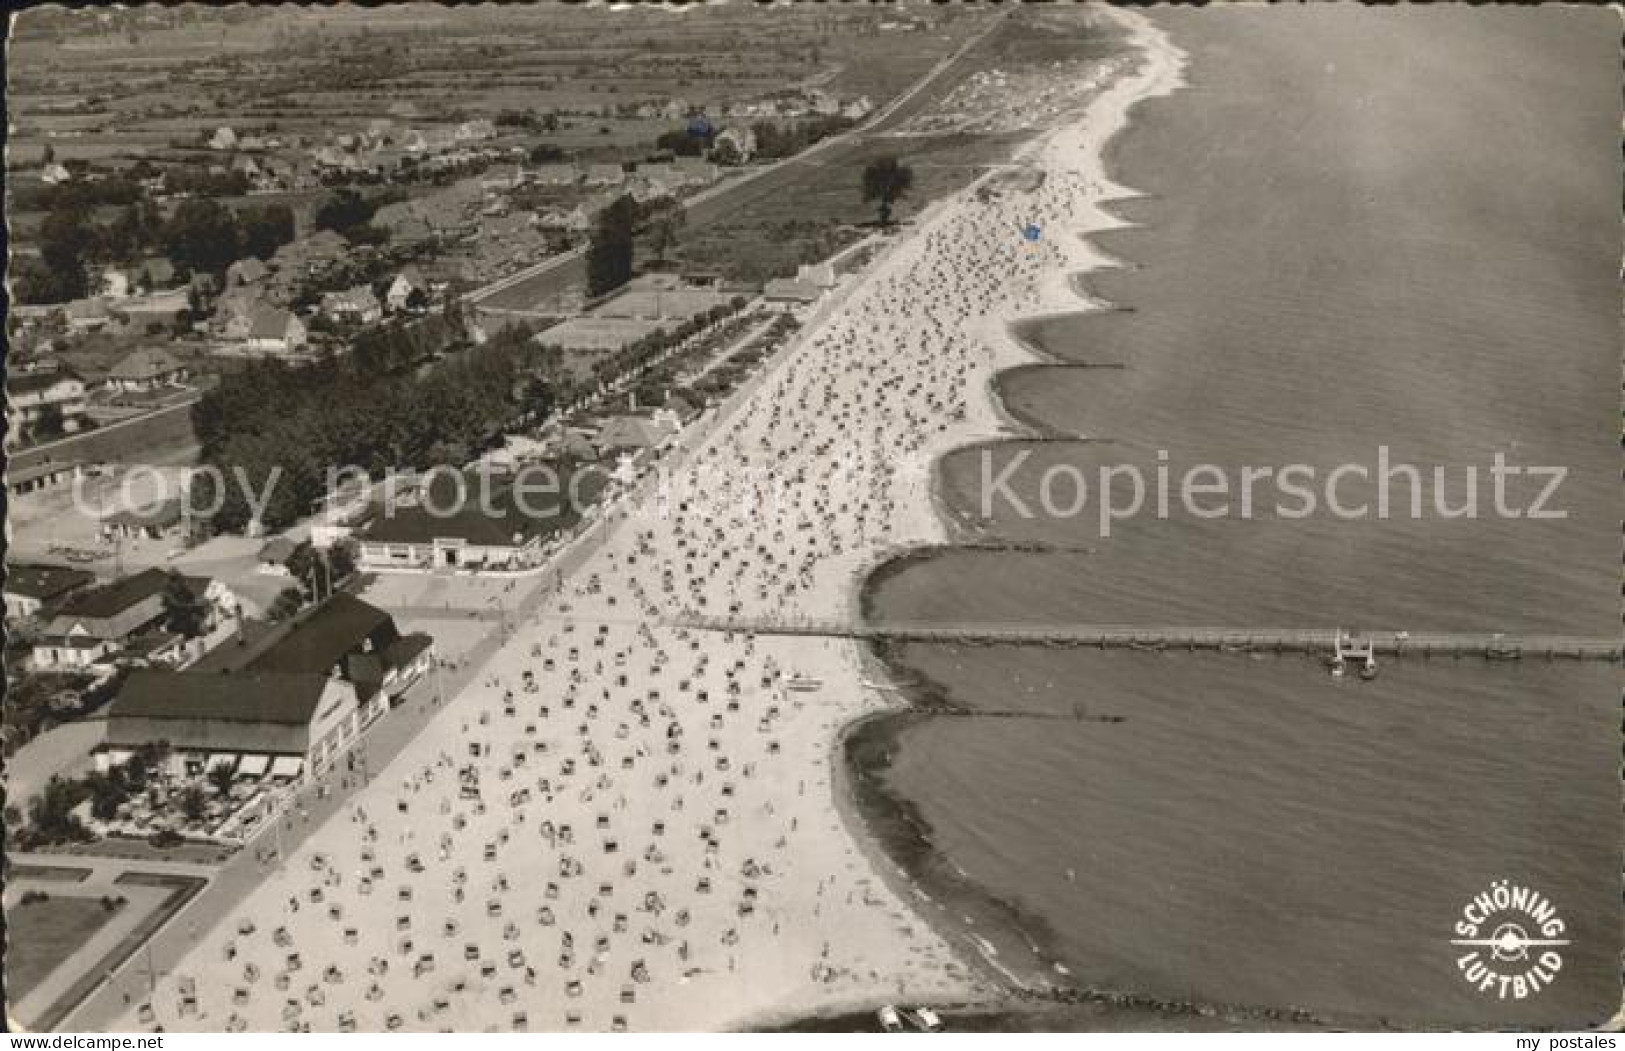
top-left (1450, 879), bottom-right (1569, 1000)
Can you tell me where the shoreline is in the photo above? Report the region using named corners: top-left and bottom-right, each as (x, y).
top-left (834, 4), bottom-right (1294, 1027)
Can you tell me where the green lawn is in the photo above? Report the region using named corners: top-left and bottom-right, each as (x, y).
top-left (6, 895), bottom-right (121, 999)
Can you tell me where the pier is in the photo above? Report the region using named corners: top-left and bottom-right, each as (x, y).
top-left (669, 616), bottom-right (1624, 663)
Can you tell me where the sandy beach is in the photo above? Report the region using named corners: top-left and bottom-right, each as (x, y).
top-left (107, 10), bottom-right (1188, 1033)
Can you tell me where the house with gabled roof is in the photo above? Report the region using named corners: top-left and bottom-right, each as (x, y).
top-left (107, 347), bottom-right (190, 392)
top-left (228, 305), bottom-right (309, 355)
top-left (4, 563), bottom-right (95, 621)
top-left (320, 285), bottom-right (383, 325)
top-left (102, 593), bottom-right (435, 780)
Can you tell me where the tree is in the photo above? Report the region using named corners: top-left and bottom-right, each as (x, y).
top-left (314, 188), bottom-right (376, 235)
top-left (268, 586), bottom-right (304, 622)
top-left (655, 129), bottom-right (703, 157)
top-left (520, 375), bottom-right (552, 421)
top-left (84, 770), bottom-right (130, 821)
top-left (161, 572), bottom-right (209, 638)
top-left (33, 402), bottom-right (66, 441)
top-left (648, 201), bottom-right (686, 264)
top-left (104, 202), bottom-right (155, 265)
top-left (286, 542), bottom-right (319, 599)
top-left (162, 198), bottom-right (241, 277)
top-left (328, 540), bottom-right (358, 584)
top-left (177, 784), bottom-right (208, 821)
top-left (37, 208), bottom-right (96, 300)
top-left (585, 194), bottom-right (636, 297)
top-left (239, 202), bottom-right (296, 260)
top-left (207, 762), bottom-right (235, 795)
top-left (27, 776), bottom-right (89, 843)
top-left (861, 155), bottom-right (914, 227)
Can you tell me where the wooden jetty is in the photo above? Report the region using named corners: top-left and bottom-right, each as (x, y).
top-left (668, 616), bottom-right (1624, 664)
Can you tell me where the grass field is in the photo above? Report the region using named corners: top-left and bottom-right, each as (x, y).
top-left (674, 130), bottom-right (1028, 284)
top-left (7, 895), bottom-right (122, 999)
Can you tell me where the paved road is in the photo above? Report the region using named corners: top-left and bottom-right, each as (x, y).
top-left (9, 399), bottom-right (200, 474)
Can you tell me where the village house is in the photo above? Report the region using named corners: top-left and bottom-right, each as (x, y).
top-left (320, 285), bottom-right (383, 325)
top-left (270, 229), bottom-right (350, 280)
top-left (99, 496), bottom-right (187, 543)
top-left (712, 125), bottom-right (757, 162)
top-left (584, 163), bottom-right (628, 187)
top-left (763, 277), bottom-right (823, 306)
top-left (101, 595), bottom-right (433, 781)
top-left (100, 268), bottom-right (134, 299)
top-left (64, 297), bottom-right (113, 333)
top-left (106, 347), bottom-right (190, 392)
top-left (256, 537), bottom-right (301, 577)
top-left (4, 563), bottom-right (96, 621)
top-left (9, 460), bottom-right (85, 498)
top-left (455, 118), bottom-right (497, 142)
top-left (357, 470), bottom-right (590, 573)
top-left (385, 267), bottom-right (428, 313)
top-left (31, 567), bottom-right (181, 670)
top-left (119, 289), bottom-right (192, 329)
top-left (41, 161), bottom-right (72, 185)
top-left (595, 414), bottom-right (679, 459)
top-left (101, 606), bottom-right (420, 775)
top-left (536, 204), bottom-right (595, 233)
top-left (7, 367), bottom-right (90, 443)
top-left (209, 126), bottom-right (238, 151)
top-left (229, 305), bottom-right (309, 355)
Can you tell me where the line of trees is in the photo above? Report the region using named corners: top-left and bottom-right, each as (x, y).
top-left (190, 323), bottom-right (549, 533)
top-left (749, 114), bottom-right (855, 160)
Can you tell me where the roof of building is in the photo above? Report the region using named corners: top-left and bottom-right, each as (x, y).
top-left (10, 460), bottom-right (82, 487)
top-left (247, 305), bottom-right (299, 340)
top-left (9, 369), bottom-right (83, 396)
top-left (109, 347), bottom-right (187, 382)
top-left (665, 392), bottom-right (701, 421)
top-left (597, 415), bottom-right (676, 452)
top-left (321, 286), bottom-right (381, 313)
top-left (763, 278), bottom-right (823, 303)
top-left (110, 668), bottom-right (336, 726)
top-left (258, 537), bottom-right (299, 564)
top-left (362, 469), bottom-right (600, 548)
top-left (100, 497), bottom-right (185, 530)
top-left (5, 563), bottom-right (96, 602)
top-left (66, 298), bottom-right (111, 321)
top-left (51, 567), bottom-right (173, 620)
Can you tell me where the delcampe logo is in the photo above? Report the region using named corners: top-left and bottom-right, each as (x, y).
top-left (1451, 880), bottom-right (1569, 1000)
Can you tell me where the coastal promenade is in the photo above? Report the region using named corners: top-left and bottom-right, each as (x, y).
top-left (673, 617), bottom-right (1625, 662)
